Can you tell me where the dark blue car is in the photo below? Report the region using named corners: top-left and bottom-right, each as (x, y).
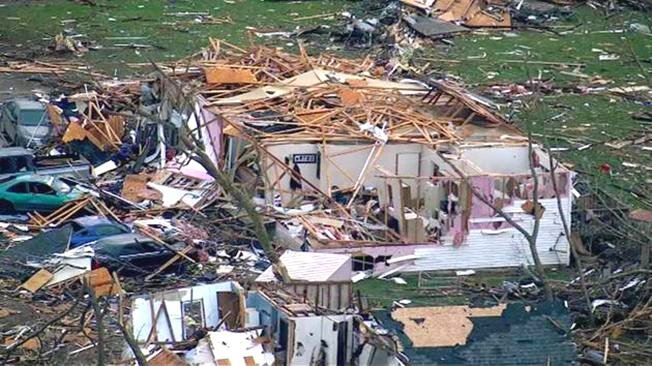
top-left (63, 216), bottom-right (131, 248)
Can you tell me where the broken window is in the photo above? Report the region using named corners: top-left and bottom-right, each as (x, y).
top-left (374, 255), bottom-right (392, 264)
top-left (182, 300), bottom-right (204, 339)
top-left (29, 182), bottom-right (56, 195)
top-left (278, 318), bottom-right (289, 352)
top-left (352, 256), bottom-right (374, 271)
top-left (336, 321), bottom-right (349, 365)
top-left (7, 182), bottom-right (28, 193)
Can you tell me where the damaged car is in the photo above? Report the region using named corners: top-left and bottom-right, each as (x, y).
top-left (0, 99), bottom-right (52, 148)
top-left (0, 174), bottom-right (85, 213)
top-left (58, 215), bottom-right (131, 248)
top-left (87, 233), bottom-right (193, 275)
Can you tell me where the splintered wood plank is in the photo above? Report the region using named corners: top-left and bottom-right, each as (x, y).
top-left (148, 348), bottom-right (188, 366)
top-left (204, 67), bottom-right (258, 84)
top-left (20, 269), bottom-right (54, 293)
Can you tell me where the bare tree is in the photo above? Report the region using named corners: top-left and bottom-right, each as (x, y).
top-left (145, 68), bottom-right (290, 282)
top-left (463, 133), bottom-right (553, 301)
top-left (546, 148), bottom-right (595, 324)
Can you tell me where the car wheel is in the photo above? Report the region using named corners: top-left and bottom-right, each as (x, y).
top-left (0, 200), bottom-right (15, 215)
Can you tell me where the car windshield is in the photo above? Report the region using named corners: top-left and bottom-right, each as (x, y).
top-left (51, 178), bottom-right (72, 193)
top-left (18, 109), bottom-right (50, 126)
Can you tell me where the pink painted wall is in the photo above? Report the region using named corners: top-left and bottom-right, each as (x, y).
top-left (197, 96), bottom-right (223, 166)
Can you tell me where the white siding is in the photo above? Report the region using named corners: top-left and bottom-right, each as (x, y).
top-left (405, 198), bottom-right (571, 272)
top-left (256, 250), bottom-right (352, 282)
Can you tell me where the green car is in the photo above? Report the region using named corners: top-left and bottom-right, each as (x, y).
top-left (0, 174), bottom-right (85, 213)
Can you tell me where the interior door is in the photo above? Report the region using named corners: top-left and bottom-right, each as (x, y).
top-left (395, 152), bottom-right (421, 204)
top-left (217, 291), bottom-right (242, 330)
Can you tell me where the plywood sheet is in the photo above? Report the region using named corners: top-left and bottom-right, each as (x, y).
top-left (148, 348), bottom-right (188, 366)
top-left (121, 174), bottom-right (150, 203)
top-left (392, 304), bottom-right (506, 347)
top-left (86, 267), bottom-right (121, 297)
top-left (20, 269), bottom-right (54, 293)
top-left (61, 121), bottom-right (87, 143)
top-left (339, 88), bottom-right (364, 106)
top-left (205, 67), bottom-right (258, 84)
top-left (107, 115), bottom-right (125, 141)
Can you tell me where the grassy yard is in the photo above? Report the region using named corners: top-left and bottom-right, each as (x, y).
top-left (0, 0), bottom-right (350, 75)
top-left (419, 6), bottom-right (651, 208)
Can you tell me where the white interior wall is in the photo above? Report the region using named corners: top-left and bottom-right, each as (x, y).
top-left (460, 146), bottom-right (531, 175)
top-left (263, 143), bottom-right (425, 204)
top-left (131, 282), bottom-right (236, 343)
top-left (288, 315), bottom-right (353, 366)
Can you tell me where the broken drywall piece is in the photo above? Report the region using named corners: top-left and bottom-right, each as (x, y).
top-left (94, 160), bottom-right (118, 176)
top-left (206, 330), bottom-right (275, 366)
top-left (184, 338), bottom-right (215, 364)
top-left (44, 246), bottom-right (94, 287)
top-left (146, 182), bottom-right (204, 208)
top-left (352, 272), bottom-right (370, 283)
top-left (456, 270), bottom-right (476, 276)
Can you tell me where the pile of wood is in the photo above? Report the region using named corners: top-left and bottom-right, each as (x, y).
top-left (401, 0), bottom-right (512, 27)
top-left (60, 100), bottom-right (125, 152)
top-left (28, 196), bottom-right (118, 228)
top-left (219, 84), bottom-right (459, 145)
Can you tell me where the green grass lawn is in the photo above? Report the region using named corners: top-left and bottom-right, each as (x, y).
top-left (0, 0), bottom-right (350, 75)
top-left (417, 6), bottom-right (651, 208)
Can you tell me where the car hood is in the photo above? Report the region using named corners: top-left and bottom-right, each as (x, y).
top-left (17, 125), bottom-right (52, 140)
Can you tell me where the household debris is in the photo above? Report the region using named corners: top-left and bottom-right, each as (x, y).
top-left (0, 34), bottom-right (649, 366)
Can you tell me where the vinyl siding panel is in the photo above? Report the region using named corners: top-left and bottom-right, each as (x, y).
top-left (405, 198), bottom-right (571, 272)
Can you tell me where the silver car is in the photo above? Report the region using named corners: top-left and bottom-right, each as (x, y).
top-left (0, 99), bottom-right (52, 148)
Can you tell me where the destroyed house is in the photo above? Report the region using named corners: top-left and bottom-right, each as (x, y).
top-left (246, 289), bottom-right (355, 366)
top-left (131, 281), bottom-right (246, 343)
top-left (157, 44), bottom-right (573, 274)
top-left (129, 280), bottom-right (361, 366)
top-left (372, 301), bottom-right (577, 365)
top-left (255, 250), bottom-right (353, 311)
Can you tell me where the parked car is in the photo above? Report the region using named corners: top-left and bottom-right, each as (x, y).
top-left (0, 174), bottom-right (85, 213)
top-left (0, 147), bottom-right (92, 180)
top-left (88, 233), bottom-right (190, 275)
top-left (59, 216), bottom-right (131, 248)
top-left (0, 99), bottom-right (52, 148)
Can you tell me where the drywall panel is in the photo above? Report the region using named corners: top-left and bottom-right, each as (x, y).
top-left (131, 282), bottom-right (236, 343)
top-left (288, 315), bottom-right (353, 366)
top-left (460, 146), bottom-right (531, 175)
top-left (262, 142), bottom-right (425, 204)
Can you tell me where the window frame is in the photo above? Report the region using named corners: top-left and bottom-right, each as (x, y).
top-left (7, 182), bottom-right (28, 194)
